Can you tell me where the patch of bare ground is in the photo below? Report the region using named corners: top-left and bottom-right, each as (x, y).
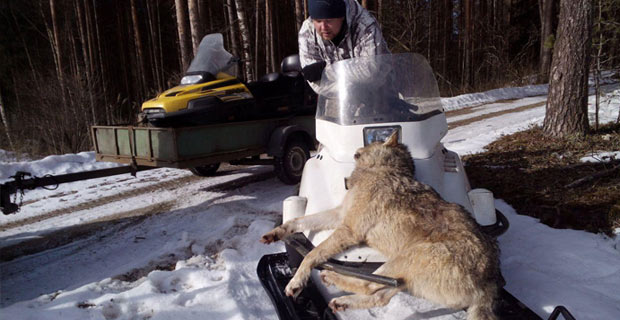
top-left (448, 101), bottom-right (546, 129)
top-left (464, 123), bottom-right (620, 235)
top-left (444, 98), bottom-right (522, 117)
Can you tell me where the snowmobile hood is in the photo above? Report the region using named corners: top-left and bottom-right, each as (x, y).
top-left (141, 73), bottom-right (248, 113)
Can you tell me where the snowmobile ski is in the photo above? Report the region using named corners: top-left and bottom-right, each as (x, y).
top-left (258, 253), bottom-right (337, 320)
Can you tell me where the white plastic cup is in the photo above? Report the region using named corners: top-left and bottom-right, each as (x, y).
top-left (283, 196), bottom-right (308, 223)
top-left (468, 189), bottom-right (497, 226)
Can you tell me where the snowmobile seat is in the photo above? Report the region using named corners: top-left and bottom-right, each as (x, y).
top-left (281, 54), bottom-right (302, 78)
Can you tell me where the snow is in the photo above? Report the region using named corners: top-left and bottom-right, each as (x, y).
top-left (1, 81), bottom-right (619, 320)
top-left (580, 151), bottom-right (620, 163)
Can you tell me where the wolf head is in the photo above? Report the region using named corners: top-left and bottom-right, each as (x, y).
top-left (353, 132), bottom-right (415, 175)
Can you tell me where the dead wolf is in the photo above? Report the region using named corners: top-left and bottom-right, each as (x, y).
top-left (261, 133), bottom-right (500, 320)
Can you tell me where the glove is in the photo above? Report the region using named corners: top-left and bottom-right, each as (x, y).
top-left (301, 61), bottom-right (327, 82)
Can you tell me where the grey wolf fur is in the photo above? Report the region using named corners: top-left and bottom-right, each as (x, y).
top-left (261, 133), bottom-right (500, 320)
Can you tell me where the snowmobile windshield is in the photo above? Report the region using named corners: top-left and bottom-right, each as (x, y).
top-left (185, 33), bottom-right (238, 79)
top-left (315, 53), bottom-right (443, 126)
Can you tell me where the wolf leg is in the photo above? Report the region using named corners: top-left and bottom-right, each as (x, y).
top-left (260, 206), bottom-right (342, 244)
top-left (320, 271), bottom-right (388, 294)
top-left (321, 258), bottom-right (404, 295)
top-left (466, 290), bottom-right (497, 320)
top-left (328, 287), bottom-right (400, 312)
top-left (285, 226), bottom-right (361, 298)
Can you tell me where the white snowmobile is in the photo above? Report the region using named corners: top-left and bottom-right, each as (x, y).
top-left (257, 53), bottom-right (572, 320)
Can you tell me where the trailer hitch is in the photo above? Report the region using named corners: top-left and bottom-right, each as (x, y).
top-left (1, 172), bottom-right (33, 215)
top-left (1, 165), bottom-right (154, 215)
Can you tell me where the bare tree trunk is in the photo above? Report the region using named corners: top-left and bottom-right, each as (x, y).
top-left (593, 0), bottom-right (604, 131)
top-left (75, 0), bottom-right (96, 125)
top-left (226, 0), bottom-right (240, 57)
top-left (205, 1), bottom-right (214, 34)
top-left (83, 0), bottom-right (95, 81)
top-left (175, 0), bottom-right (191, 71)
top-left (188, 0), bottom-right (202, 55)
top-left (255, 0), bottom-right (261, 77)
top-left (463, 0), bottom-right (473, 89)
top-left (304, 0), bottom-right (308, 19)
top-left (0, 92), bottom-right (15, 152)
top-left (130, 0), bottom-right (147, 99)
top-left (146, 1), bottom-right (163, 91)
top-left (543, 0), bottom-right (593, 138)
top-left (9, 4), bottom-right (37, 80)
top-left (48, 0), bottom-right (69, 108)
top-left (234, 0), bottom-right (254, 81)
top-left (294, 0), bottom-right (304, 32)
top-left (539, 0), bottom-right (555, 82)
top-left (156, 2), bottom-right (165, 89)
top-left (265, 0), bottom-right (271, 73)
top-left (92, 0), bottom-right (109, 124)
top-left (265, 0), bottom-right (276, 72)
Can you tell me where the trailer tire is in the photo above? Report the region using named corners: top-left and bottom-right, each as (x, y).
top-left (189, 163), bottom-right (220, 177)
top-left (275, 138), bottom-right (310, 185)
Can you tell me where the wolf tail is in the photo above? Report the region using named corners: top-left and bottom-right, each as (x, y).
top-left (467, 293), bottom-right (497, 320)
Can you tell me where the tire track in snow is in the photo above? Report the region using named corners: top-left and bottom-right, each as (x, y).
top-left (0, 174), bottom-right (203, 231)
top-left (0, 170), bottom-right (275, 261)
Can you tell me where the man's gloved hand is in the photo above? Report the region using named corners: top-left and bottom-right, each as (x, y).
top-left (301, 61), bottom-right (327, 82)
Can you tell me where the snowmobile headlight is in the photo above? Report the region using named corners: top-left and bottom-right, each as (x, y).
top-left (143, 108), bottom-right (165, 114)
top-left (181, 74), bottom-right (203, 85)
top-left (363, 126), bottom-right (401, 146)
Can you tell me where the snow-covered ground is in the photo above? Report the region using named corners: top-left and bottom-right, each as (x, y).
top-left (1, 82), bottom-right (619, 320)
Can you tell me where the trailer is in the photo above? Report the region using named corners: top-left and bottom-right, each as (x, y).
top-left (1, 115), bottom-right (316, 215)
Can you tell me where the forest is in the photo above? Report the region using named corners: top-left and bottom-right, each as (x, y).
top-left (0, 0), bottom-right (619, 155)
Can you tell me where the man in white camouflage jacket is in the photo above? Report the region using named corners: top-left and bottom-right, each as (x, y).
top-left (298, 0), bottom-right (390, 92)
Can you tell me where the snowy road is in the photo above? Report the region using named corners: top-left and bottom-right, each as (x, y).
top-left (1, 83), bottom-right (619, 320)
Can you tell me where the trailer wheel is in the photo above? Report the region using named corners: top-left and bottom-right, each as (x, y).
top-left (275, 138), bottom-right (310, 185)
top-left (189, 163), bottom-right (220, 177)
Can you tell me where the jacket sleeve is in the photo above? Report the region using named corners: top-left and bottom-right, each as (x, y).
top-left (354, 22), bottom-right (390, 57)
top-left (298, 20), bottom-right (324, 93)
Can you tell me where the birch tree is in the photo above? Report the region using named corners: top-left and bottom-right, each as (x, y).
top-left (226, 0), bottom-right (240, 57)
top-left (234, 0), bottom-right (254, 81)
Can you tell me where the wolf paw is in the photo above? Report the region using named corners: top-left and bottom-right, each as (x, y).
top-left (328, 298), bottom-right (349, 312)
top-left (285, 278), bottom-right (304, 299)
top-left (320, 270), bottom-right (338, 287)
top-left (260, 226), bottom-right (287, 244)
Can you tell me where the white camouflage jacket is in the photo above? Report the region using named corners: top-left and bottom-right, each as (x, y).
top-left (298, 0), bottom-right (389, 92)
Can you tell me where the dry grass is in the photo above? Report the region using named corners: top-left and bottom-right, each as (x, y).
top-left (464, 123), bottom-right (620, 235)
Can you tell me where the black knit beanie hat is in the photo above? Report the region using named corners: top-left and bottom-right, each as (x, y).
top-left (308, 0), bottom-right (346, 19)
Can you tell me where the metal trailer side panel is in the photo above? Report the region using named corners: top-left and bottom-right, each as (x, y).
top-left (92, 116), bottom-right (315, 169)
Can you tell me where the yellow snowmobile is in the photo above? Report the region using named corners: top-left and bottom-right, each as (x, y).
top-left (140, 33), bottom-right (316, 127)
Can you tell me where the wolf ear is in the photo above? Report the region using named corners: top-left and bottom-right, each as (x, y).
top-left (383, 131), bottom-right (399, 147)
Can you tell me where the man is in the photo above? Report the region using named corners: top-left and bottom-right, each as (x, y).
top-left (299, 0), bottom-right (389, 92)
